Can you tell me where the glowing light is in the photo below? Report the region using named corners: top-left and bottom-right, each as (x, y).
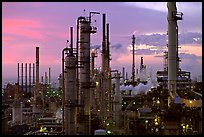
top-left (124, 102), bottom-right (126, 104)
top-left (186, 124), bottom-right (189, 129)
top-left (107, 130), bottom-right (111, 134)
top-left (106, 123), bottom-right (110, 126)
top-left (98, 109), bottom-right (100, 112)
top-left (156, 100), bottom-right (160, 104)
top-left (96, 81), bottom-right (99, 86)
top-left (189, 101), bottom-right (192, 104)
top-left (183, 126), bottom-right (186, 129)
top-left (154, 118), bottom-right (157, 122)
top-left (155, 121), bottom-right (159, 126)
top-left (133, 102), bottom-right (136, 104)
top-left (145, 120), bottom-right (148, 124)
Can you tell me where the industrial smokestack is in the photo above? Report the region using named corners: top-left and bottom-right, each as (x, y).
top-left (106, 23), bottom-right (110, 63)
top-left (122, 67), bottom-right (125, 84)
top-left (21, 63), bottom-right (23, 92)
top-left (45, 72), bottom-right (48, 85)
top-left (18, 63), bottom-right (19, 85)
top-left (70, 27), bottom-right (73, 54)
top-left (17, 63), bottom-right (20, 93)
top-left (25, 63), bottom-right (27, 93)
top-left (33, 63), bottom-right (35, 85)
top-left (132, 35), bottom-right (136, 82)
top-left (102, 14), bottom-right (106, 44)
top-left (49, 67), bottom-right (51, 85)
top-left (102, 13), bottom-right (106, 73)
top-left (29, 63), bottom-right (31, 93)
top-left (35, 47), bottom-right (40, 101)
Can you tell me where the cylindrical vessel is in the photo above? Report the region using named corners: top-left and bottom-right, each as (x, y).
top-left (78, 16), bottom-right (96, 135)
top-left (167, 2), bottom-right (178, 100)
top-left (64, 55), bottom-right (77, 135)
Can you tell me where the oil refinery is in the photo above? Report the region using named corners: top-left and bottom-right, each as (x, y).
top-left (2, 2), bottom-right (202, 135)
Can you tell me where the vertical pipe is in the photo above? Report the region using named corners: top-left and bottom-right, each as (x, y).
top-left (101, 13), bottom-right (106, 120)
top-left (41, 76), bottom-right (44, 84)
top-left (102, 13), bottom-right (106, 73)
top-left (132, 35), bottom-right (135, 82)
top-left (106, 23), bottom-right (110, 64)
top-left (126, 72), bottom-right (128, 81)
top-left (18, 63), bottom-right (20, 92)
top-left (122, 67), bottom-right (125, 84)
top-left (33, 63), bottom-right (35, 85)
top-left (29, 63), bottom-right (31, 93)
top-left (49, 67), bottom-right (51, 85)
top-left (25, 63), bottom-right (27, 93)
top-left (106, 23), bottom-right (112, 113)
top-left (91, 50), bottom-right (95, 77)
top-left (18, 63), bottom-right (19, 85)
top-left (45, 72), bottom-right (47, 85)
top-left (21, 63), bottom-right (23, 92)
top-left (70, 27), bottom-right (73, 53)
top-left (35, 47), bottom-right (39, 101)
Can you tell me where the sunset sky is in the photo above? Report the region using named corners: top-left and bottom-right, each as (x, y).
top-left (2, 2), bottom-right (202, 83)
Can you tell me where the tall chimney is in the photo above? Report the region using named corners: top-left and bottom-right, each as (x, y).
top-left (29, 63), bottom-right (31, 93)
top-left (106, 23), bottom-right (110, 65)
top-left (18, 63), bottom-right (20, 92)
top-left (49, 67), bottom-right (51, 85)
top-left (70, 27), bottom-right (73, 54)
top-left (45, 72), bottom-right (48, 85)
top-left (33, 63), bottom-right (35, 85)
top-left (25, 63), bottom-right (27, 93)
top-left (35, 47), bottom-right (40, 101)
top-left (122, 67), bottom-right (125, 84)
top-left (132, 35), bottom-right (136, 82)
top-left (21, 63), bottom-right (23, 92)
top-left (102, 13), bottom-right (106, 73)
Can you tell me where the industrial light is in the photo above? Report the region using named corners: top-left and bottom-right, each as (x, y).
top-left (155, 122), bottom-right (159, 126)
top-left (96, 81), bottom-right (99, 86)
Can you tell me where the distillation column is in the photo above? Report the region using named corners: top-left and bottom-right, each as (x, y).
top-left (113, 72), bottom-right (122, 128)
top-left (64, 27), bottom-right (77, 135)
top-left (167, 2), bottom-right (183, 105)
top-left (101, 13), bottom-right (107, 120)
top-left (78, 14), bottom-right (97, 135)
